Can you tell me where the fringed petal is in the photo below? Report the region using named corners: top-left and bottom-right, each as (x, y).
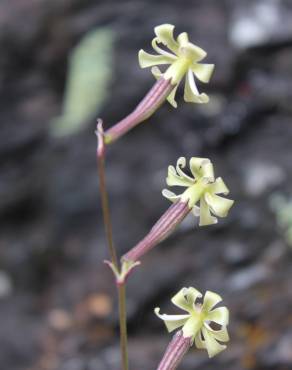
top-left (175, 157), bottom-right (196, 183)
top-left (154, 307), bottom-right (189, 332)
top-left (183, 316), bottom-right (204, 340)
top-left (199, 197), bottom-right (218, 226)
top-left (207, 307), bottom-right (229, 326)
top-left (189, 157), bottom-right (214, 182)
top-left (202, 327), bottom-right (227, 358)
top-left (162, 189), bottom-right (181, 203)
top-left (176, 32), bottom-right (189, 46)
top-left (138, 49), bottom-right (173, 68)
top-left (204, 326), bottom-right (229, 343)
top-left (171, 287), bottom-right (202, 312)
top-left (180, 43), bottom-right (207, 62)
top-left (152, 37), bottom-right (177, 59)
top-left (205, 193), bottom-right (234, 218)
top-left (171, 288), bottom-right (193, 312)
top-left (166, 167), bottom-right (191, 187)
top-left (191, 63), bottom-right (215, 83)
top-left (208, 177), bottom-right (229, 195)
top-left (202, 291), bottom-right (222, 313)
top-left (184, 69), bottom-right (209, 104)
top-left (166, 85), bottom-right (179, 108)
top-left (192, 205), bottom-right (200, 217)
top-left (154, 24), bottom-right (179, 54)
top-left (195, 331), bottom-right (206, 349)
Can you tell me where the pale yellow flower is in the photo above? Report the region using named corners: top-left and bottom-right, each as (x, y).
top-left (162, 157), bottom-right (234, 226)
top-left (155, 287), bottom-right (229, 358)
top-left (139, 24), bottom-right (214, 107)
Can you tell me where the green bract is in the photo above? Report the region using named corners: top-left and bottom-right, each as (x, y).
top-left (162, 157), bottom-right (234, 226)
top-left (138, 24), bottom-right (214, 107)
top-left (155, 287), bottom-right (229, 358)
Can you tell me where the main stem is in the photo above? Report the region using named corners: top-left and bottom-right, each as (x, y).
top-left (118, 282), bottom-right (129, 370)
top-left (96, 121), bottom-right (129, 370)
top-left (97, 140), bottom-right (118, 268)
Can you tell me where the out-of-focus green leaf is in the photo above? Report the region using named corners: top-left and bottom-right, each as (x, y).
top-left (270, 193), bottom-right (292, 247)
top-left (51, 27), bottom-right (114, 136)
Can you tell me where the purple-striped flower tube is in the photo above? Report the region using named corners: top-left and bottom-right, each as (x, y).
top-left (104, 24), bottom-right (214, 144)
top-left (104, 78), bottom-right (173, 144)
top-left (155, 287), bottom-right (230, 370)
top-left (122, 157), bottom-right (234, 263)
top-left (157, 331), bottom-right (191, 370)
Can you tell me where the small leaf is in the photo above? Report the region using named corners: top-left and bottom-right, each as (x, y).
top-left (51, 27), bottom-right (114, 136)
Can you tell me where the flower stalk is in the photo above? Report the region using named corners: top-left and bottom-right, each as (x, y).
top-left (157, 331), bottom-right (192, 370)
top-left (104, 77), bottom-right (173, 144)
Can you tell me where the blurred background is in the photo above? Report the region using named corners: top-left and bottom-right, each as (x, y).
top-left (1, 0), bottom-right (292, 369)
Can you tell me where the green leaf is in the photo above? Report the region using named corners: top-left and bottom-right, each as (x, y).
top-left (51, 27), bottom-right (114, 136)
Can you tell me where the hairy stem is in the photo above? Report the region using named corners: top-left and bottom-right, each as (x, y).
top-left (104, 78), bottom-right (173, 144)
top-left (118, 282), bottom-right (129, 370)
top-left (157, 331), bottom-right (191, 370)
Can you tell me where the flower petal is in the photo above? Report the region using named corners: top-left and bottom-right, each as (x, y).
top-left (184, 69), bottom-right (209, 104)
top-left (171, 287), bottom-right (202, 312)
top-left (183, 316), bottom-right (204, 340)
top-left (189, 157), bottom-right (214, 181)
top-left (171, 288), bottom-right (192, 311)
top-left (192, 205), bottom-right (200, 217)
top-left (199, 197), bottom-right (217, 226)
top-left (186, 287), bottom-right (203, 306)
top-left (191, 63), bottom-right (215, 83)
top-left (205, 193), bottom-right (234, 218)
top-left (162, 189), bottom-right (181, 203)
top-left (202, 291), bottom-right (222, 313)
top-left (207, 307), bottom-right (229, 326)
top-left (180, 43), bottom-right (207, 62)
top-left (154, 24), bottom-right (179, 54)
top-left (176, 32), bottom-right (189, 46)
top-left (166, 165), bottom-right (189, 187)
top-left (202, 327), bottom-right (227, 358)
top-left (194, 331), bottom-right (206, 349)
top-left (204, 324), bottom-right (229, 342)
top-left (166, 85), bottom-right (179, 108)
top-left (176, 157), bottom-right (196, 183)
top-left (152, 38), bottom-right (177, 60)
top-left (177, 33), bottom-right (206, 61)
top-left (139, 50), bottom-right (173, 68)
top-left (151, 66), bottom-right (163, 80)
top-left (208, 177), bottom-right (229, 195)
top-left (154, 307), bottom-right (189, 332)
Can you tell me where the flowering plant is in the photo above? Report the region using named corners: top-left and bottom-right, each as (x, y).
top-left (139, 24), bottom-right (214, 107)
top-left (155, 287), bottom-right (229, 358)
top-left (94, 24), bottom-right (235, 370)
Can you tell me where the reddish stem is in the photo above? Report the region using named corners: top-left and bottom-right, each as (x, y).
top-left (96, 120), bottom-right (118, 268)
top-left (157, 331), bottom-right (192, 370)
top-left (104, 78), bottom-right (173, 143)
top-left (122, 201), bottom-right (190, 262)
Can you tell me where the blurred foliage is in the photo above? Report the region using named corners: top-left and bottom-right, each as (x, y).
top-left (270, 193), bottom-right (292, 246)
top-left (51, 27), bottom-right (114, 136)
